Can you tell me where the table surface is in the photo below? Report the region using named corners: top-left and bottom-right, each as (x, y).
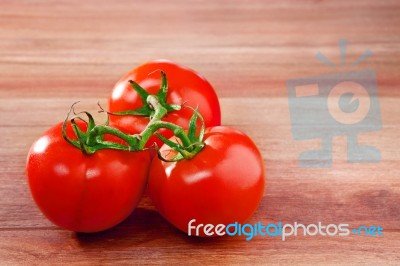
top-left (1, 0), bottom-right (399, 265)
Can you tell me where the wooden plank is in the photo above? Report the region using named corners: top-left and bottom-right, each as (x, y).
top-left (0, 229), bottom-right (399, 265)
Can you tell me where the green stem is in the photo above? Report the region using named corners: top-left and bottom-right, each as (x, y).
top-left (136, 94), bottom-right (192, 149)
top-left (145, 121), bottom-right (192, 147)
top-left (136, 95), bottom-right (168, 149)
top-left (86, 125), bottom-right (140, 149)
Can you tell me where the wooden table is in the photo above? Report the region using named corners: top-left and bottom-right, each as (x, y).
top-left (1, 0), bottom-right (399, 264)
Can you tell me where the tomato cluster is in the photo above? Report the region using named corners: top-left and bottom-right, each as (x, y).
top-left (26, 60), bottom-right (265, 235)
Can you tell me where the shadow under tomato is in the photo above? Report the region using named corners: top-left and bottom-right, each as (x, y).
top-left (74, 206), bottom-right (229, 249)
top-left (73, 207), bottom-right (169, 247)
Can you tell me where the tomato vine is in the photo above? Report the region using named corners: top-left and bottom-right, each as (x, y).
top-left (62, 71), bottom-right (205, 161)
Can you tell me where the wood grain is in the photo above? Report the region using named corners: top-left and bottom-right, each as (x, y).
top-left (1, 0), bottom-right (399, 265)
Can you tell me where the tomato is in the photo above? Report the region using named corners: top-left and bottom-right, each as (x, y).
top-left (148, 126), bottom-right (265, 235)
top-left (26, 121), bottom-right (150, 233)
top-left (109, 60), bottom-right (221, 147)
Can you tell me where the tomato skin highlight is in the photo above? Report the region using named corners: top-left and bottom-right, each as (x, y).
top-left (108, 59), bottom-right (221, 147)
top-left (148, 126), bottom-right (265, 236)
top-left (26, 122), bottom-right (151, 233)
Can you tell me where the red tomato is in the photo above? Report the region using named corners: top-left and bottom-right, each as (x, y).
top-left (26, 121), bottom-right (150, 233)
top-left (109, 60), bottom-right (221, 147)
top-left (148, 126), bottom-right (265, 235)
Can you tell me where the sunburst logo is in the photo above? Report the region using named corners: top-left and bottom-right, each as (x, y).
top-left (316, 39), bottom-right (372, 67)
top-left (287, 39), bottom-right (381, 168)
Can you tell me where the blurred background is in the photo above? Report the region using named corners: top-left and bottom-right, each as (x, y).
top-left (2, 0), bottom-right (399, 101)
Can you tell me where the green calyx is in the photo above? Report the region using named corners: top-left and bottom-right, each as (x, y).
top-left (110, 71), bottom-right (181, 118)
top-left (62, 71), bottom-right (205, 161)
top-left (62, 105), bottom-right (140, 154)
top-left (154, 106), bottom-right (205, 162)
